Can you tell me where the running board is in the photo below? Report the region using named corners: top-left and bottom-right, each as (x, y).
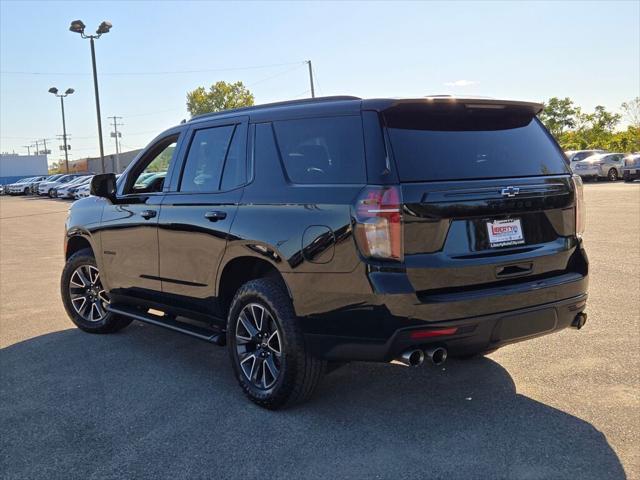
top-left (107, 305), bottom-right (226, 346)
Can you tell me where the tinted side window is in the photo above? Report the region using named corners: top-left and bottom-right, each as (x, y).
top-left (180, 125), bottom-right (235, 192)
top-left (220, 122), bottom-right (248, 190)
top-left (272, 116), bottom-right (366, 184)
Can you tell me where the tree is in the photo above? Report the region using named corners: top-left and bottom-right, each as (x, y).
top-left (186, 81), bottom-right (255, 117)
top-left (621, 97), bottom-right (640, 129)
top-left (538, 97), bottom-right (578, 137)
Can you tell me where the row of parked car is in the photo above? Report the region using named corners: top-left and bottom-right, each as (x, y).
top-left (565, 150), bottom-right (640, 182)
top-left (0, 173), bottom-right (94, 199)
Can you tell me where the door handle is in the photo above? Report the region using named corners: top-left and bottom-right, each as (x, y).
top-left (140, 209), bottom-right (157, 220)
top-left (204, 210), bottom-right (227, 222)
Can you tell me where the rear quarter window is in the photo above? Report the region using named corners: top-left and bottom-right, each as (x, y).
top-left (272, 116), bottom-right (366, 184)
top-left (385, 106), bottom-right (570, 182)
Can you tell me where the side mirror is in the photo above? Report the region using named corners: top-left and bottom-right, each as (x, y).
top-left (90, 173), bottom-right (117, 200)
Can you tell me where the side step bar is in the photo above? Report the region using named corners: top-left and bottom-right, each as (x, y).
top-left (107, 305), bottom-right (226, 346)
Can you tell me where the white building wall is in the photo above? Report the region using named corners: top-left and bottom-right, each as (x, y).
top-left (0, 154), bottom-right (48, 179)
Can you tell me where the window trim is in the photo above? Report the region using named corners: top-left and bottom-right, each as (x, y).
top-left (118, 132), bottom-right (182, 198)
top-left (169, 115), bottom-right (250, 195)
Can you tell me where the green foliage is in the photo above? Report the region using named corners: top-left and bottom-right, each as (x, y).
top-left (538, 97), bottom-right (578, 137)
top-left (539, 97), bottom-right (639, 152)
top-left (186, 81), bottom-right (255, 117)
top-left (145, 146), bottom-right (175, 172)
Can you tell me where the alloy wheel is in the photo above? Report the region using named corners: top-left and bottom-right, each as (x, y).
top-left (235, 303), bottom-right (282, 389)
top-left (69, 264), bottom-right (109, 322)
top-left (608, 169), bottom-right (618, 181)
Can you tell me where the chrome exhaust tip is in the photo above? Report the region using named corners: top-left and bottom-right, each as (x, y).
top-left (395, 349), bottom-right (425, 367)
top-left (571, 312), bottom-right (587, 330)
top-left (425, 346), bottom-right (448, 366)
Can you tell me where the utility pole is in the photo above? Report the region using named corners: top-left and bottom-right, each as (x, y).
top-left (23, 145), bottom-right (31, 155)
top-left (306, 60), bottom-right (315, 98)
top-left (57, 134), bottom-right (71, 172)
top-left (109, 116), bottom-right (123, 173)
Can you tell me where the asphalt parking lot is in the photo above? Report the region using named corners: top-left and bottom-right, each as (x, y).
top-left (1, 183), bottom-right (638, 480)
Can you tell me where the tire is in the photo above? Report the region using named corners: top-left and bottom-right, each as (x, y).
top-left (607, 168), bottom-right (618, 182)
top-left (61, 248), bottom-right (132, 334)
top-left (227, 278), bottom-right (325, 409)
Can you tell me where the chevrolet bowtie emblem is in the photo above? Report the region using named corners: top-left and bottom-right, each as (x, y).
top-left (501, 186), bottom-right (520, 197)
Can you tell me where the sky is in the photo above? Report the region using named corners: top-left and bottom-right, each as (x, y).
top-left (1, 0), bottom-right (639, 163)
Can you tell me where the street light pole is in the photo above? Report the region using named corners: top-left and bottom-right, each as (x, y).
top-left (60, 96), bottom-right (70, 173)
top-left (69, 19), bottom-right (112, 174)
top-left (89, 36), bottom-right (106, 173)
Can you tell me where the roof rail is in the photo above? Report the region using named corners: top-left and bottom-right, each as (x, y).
top-left (188, 95), bottom-right (361, 122)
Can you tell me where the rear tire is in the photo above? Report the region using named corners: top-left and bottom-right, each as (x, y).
top-left (227, 279), bottom-right (325, 409)
top-left (607, 168), bottom-right (618, 181)
top-left (61, 248), bottom-right (132, 334)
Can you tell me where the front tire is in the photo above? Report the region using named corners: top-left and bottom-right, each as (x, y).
top-left (61, 248), bottom-right (132, 333)
top-left (227, 279), bottom-right (325, 409)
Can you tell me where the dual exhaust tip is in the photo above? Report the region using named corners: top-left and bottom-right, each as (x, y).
top-left (398, 346), bottom-right (447, 367)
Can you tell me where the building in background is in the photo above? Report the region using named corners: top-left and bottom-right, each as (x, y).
top-left (0, 154), bottom-right (48, 184)
top-left (66, 148), bottom-right (143, 174)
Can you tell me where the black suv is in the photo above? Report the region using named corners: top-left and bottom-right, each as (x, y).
top-left (61, 96), bottom-right (589, 409)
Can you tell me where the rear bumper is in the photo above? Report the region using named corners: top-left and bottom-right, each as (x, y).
top-left (306, 293), bottom-right (587, 361)
top-left (294, 243), bottom-right (589, 362)
top-left (575, 166), bottom-right (603, 177)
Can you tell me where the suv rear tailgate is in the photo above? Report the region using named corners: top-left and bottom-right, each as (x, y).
top-left (382, 99), bottom-right (582, 296)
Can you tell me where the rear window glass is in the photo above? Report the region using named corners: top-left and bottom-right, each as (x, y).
top-left (273, 116), bottom-right (366, 184)
top-left (385, 107), bottom-right (569, 182)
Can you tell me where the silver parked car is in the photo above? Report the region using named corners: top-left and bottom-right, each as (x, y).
top-left (573, 153), bottom-right (625, 181)
top-left (565, 150), bottom-right (607, 172)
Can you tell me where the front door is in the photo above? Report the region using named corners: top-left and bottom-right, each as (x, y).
top-left (99, 132), bottom-right (182, 303)
top-left (157, 118), bottom-right (248, 315)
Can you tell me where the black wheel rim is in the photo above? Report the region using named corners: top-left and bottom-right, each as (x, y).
top-left (235, 303), bottom-right (282, 389)
top-left (69, 264), bottom-right (109, 322)
top-left (609, 170), bottom-right (617, 181)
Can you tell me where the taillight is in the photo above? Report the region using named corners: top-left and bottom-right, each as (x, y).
top-left (572, 174), bottom-right (586, 236)
top-left (353, 185), bottom-right (403, 261)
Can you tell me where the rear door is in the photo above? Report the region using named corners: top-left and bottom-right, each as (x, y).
top-left (381, 102), bottom-right (578, 295)
top-left (156, 116), bottom-right (248, 314)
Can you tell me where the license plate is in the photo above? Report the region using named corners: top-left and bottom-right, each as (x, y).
top-left (487, 219), bottom-right (525, 247)
top-left (630, 169), bottom-right (637, 174)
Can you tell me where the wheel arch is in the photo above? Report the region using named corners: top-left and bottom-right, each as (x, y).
top-left (217, 255), bottom-right (292, 320)
top-left (65, 232), bottom-right (95, 260)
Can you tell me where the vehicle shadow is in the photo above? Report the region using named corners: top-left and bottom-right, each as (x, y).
top-left (1, 324), bottom-right (626, 480)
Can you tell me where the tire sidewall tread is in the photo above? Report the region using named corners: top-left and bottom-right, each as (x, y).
top-left (226, 278), bottom-right (324, 409)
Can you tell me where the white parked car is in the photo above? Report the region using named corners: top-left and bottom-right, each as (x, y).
top-left (38, 174), bottom-right (83, 197)
top-left (74, 183), bottom-right (91, 199)
top-left (7, 176), bottom-right (48, 195)
top-left (56, 176), bottom-right (93, 199)
top-left (573, 153), bottom-right (625, 181)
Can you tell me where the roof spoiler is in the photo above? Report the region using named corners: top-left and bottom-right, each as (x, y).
top-left (374, 97), bottom-right (543, 116)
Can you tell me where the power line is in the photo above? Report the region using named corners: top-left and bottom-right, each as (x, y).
top-left (0, 61), bottom-right (306, 77)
